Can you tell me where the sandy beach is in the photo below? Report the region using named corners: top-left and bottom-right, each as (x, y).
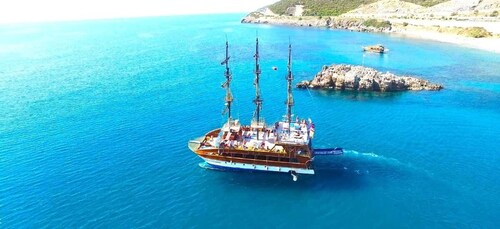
top-left (392, 30), bottom-right (500, 53)
top-left (389, 21), bottom-right (500, 53)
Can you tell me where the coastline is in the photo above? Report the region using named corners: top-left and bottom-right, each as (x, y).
top-left (390, 26), bottom-right (500, 53)
top-left (241, 15), bottom-right (500, 53)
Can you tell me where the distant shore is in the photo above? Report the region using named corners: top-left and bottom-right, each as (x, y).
top-left (390, 25), bottom-right (500, 53)
top-left (387, 18), bottom-right (500, 53)
top-left (241, 15), bottom-right (500, 53)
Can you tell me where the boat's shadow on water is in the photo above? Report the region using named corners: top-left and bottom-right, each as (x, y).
top-left (205, 150), bottom-right (414, 191)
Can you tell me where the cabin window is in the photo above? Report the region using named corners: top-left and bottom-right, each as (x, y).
top-left (232, 154), bottom-right (243, 158)
top-left (290, 158), bottom-right (298, 163)
top-left (256, 155), bottom-right (266, 160)
top-left (268, 156), bottom-right (279, 161)
top-left (280, 157), bottom-right (290, 162)
top-left (245, 154), bottom-right (255, 159)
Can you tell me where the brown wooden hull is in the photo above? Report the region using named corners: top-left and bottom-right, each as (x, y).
top-left (189, 129), bottom-right (315, 174)
top-left (196, 150), bottom-right (312, 169)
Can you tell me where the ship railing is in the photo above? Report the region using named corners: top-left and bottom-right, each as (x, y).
top-left (222, 119), bottom-right (241, 132)
top-left (250, 118), bottom-right (266, 129)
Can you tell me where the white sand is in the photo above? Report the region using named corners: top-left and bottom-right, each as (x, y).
top-left (388, 19), bottom-right (500, 53)
top-left (392, 27), bottom-right (500, 53)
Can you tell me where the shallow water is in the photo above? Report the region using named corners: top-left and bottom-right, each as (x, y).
top-left (1, 14), bottom-right (499, 228)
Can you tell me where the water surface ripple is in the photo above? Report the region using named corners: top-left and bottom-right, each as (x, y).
top-left (1, 14), bottom-right (499, 228)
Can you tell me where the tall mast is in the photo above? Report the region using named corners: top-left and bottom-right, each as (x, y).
top-left (253, 37), bottom-right (263, 124)
top-left (221, 40), bottom-right (233, 124)
top-left (253, 37), bottom-right (263, 140)
top-left (285, 42), bottom-right (294, 132)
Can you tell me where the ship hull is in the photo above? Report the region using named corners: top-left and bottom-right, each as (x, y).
top-left (198, 156), bottom-right (315, 175)
top-left (189, 128), bottom-right (316, 175)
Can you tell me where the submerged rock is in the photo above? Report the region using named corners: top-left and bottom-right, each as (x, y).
top-left (296, 64), bottom-right (443, 92)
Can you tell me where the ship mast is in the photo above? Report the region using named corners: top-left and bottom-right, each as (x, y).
top-left (285, 42), bottom-right (294, 133)
top-left (253, 37), bottom-right (263, 139)
top-left (221, 40), bottom-right (233, 124)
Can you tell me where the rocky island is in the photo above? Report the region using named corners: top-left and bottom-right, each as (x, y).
top-left (297, 64), bottom-right (443, 91)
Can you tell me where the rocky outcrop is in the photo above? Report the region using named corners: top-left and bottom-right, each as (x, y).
top-left (296, 64), bottom-right (443, 92)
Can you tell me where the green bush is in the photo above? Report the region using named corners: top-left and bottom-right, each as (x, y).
top-left (490, 11), bottom-right (499, 17)
top-left (401, 0), bottom-right (447, 7)
top-left (459, 27), bottom-right (492, 38)
top-left (402, 22), bottom-right (409, 26)
top-left (362, 19), bottom-right (392, 28)
top-left (249, 12), bottom-right (263, 18)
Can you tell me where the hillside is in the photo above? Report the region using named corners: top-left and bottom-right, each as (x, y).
top-left (475, 0), bottom-right (500, 11)
top-left (425, 0), bottom-right (500, 14)
top-left (344, 0), bottom-right (425, 16)
top-left (268, 0), bottom-right (448, 16)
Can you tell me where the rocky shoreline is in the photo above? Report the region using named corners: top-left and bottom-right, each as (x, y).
top-left (240, 12), bottom-right (500, 53)
top-left (297, 64), bottom-right (443, 92)
top-left (241, 15), bottom-right (392, 33)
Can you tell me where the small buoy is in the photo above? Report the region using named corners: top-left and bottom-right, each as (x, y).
top-left (272, 66), bottom-right (278, 70)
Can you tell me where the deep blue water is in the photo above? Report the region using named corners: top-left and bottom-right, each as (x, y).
top-left (1, 14), bottom-right (499, 228)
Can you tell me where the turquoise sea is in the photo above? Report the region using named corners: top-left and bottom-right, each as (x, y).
top-left (1, 14), bottom-right (499, 228)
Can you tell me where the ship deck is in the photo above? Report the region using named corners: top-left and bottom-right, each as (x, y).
top-left (198, 119), bottom-right (313, 153)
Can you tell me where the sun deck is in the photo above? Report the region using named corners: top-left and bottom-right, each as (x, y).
top-left (275, 121), bottom-right (310, 145)
top-left (198, 119), bottom-right (314, 152)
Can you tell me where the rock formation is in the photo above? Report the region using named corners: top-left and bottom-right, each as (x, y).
top-left (296, 64), bottom-right (443, 92)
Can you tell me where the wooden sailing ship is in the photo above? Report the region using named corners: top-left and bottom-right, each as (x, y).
top-left (188, 38), bottom-right (342, 178)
